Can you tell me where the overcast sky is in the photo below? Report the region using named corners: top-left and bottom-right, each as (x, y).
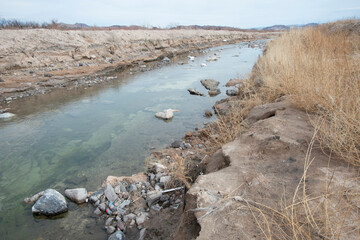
top-left (0, 0), bottom-right (359, 28)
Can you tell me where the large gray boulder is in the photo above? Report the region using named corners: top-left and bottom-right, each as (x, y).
top-left (64, 188), bottom-right (88, 204)
top-left (108, 230), bottom-right (126, 240)
top-left (104, 183), bottom-right (118, 202)
top-left (32, 189), bottom-right (68, 216)
top-left (200, 79), bottom-right (220, 91)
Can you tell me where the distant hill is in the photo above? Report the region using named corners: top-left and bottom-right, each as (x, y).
top-left (257, 23), bottom-right (319, 31)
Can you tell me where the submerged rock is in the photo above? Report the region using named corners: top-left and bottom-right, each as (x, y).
top-left (24, 191), bottom-right (44, 204)
top-left (187, 56), bottom-right (195, 61)
top-left (64, 188), bottom-right (88, 204)
top-left (187, 88), bottom-right (204, 96)
top-left (0, 112), bottom-right (16, 119)
top-left (171, 140), bottom-right (184, 149)
top-left (32, 189), bottom-right (68, 216)
top-left (225, 78), bottom-right (243, 87)
top-left (108, 230), bottom-right (126, 240)
top-left (226, 88), bottom-right (239, 96)
top-left (208, 89), bottom-right (221, 96)
top-left (155, 109), bottom-right (179, 120)
top-left (204, 110), bottom-right (213, 118)
top-left (162, 57), bottom-right (170, 62)
top-left (200, 79), bottom-right (220, 91)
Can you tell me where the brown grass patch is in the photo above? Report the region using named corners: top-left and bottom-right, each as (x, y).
top-left (256, 19), bottom-right (360, 166)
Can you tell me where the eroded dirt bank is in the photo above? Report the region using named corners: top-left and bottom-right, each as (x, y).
top-left (0, 29), bottom-right (275, 104)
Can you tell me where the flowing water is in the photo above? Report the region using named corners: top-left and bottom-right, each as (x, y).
top-left (0, 41), bottom-right (264, 239)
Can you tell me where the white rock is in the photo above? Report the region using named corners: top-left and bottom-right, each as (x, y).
top-left (200, 63), bottom-right (207, 67)
top-left (155, 109), bottom-right (179, 120)
top-left (187, 56), bottom-right (195, 61)
top-left (0, 112), bottom-right (15, 119)
top-left (64, 188), bottom-right (88, 204)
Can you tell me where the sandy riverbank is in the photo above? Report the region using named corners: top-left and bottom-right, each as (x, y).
top-left (0, 29), bottom-right (276, 105)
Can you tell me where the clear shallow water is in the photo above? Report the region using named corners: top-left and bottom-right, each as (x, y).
top-left (0, 42), bottom-right (263, 239)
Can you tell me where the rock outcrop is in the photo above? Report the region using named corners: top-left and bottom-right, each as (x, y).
top-left (175, 98), bottom-right (360, 239)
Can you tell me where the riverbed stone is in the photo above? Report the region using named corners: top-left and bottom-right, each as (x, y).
top-left (226, 88), bottom-right (239, 96)
top-left (24, 191), bottom-right (44, 204)
top-left (64, 188), bottom-right (88, 204)
top-left (105, 183), bottom-right (118, 202)
top-left (126, 184), bottom-right (137, 193)
top-left (171, 140), bottom-right (184, 149)
top-left (32, 189), bottom-right (68, 216)
top-left (105, 217), bottom-right (114, 226)
top-left (119, 199), bottom-right (131, 209)
top-left (208, 89), bottom-right (221, 96)
top-left (99, 202), bottom-right (106, 212)
top-left (155, 109), bottom-right (179, 120)
top-left (108, 230), bottom-right (126, 240)
top-left (0, 112), bottom-right (16, 119)
top-left (94, 207), bottom-right (102, 215)
top-left (118, 182), bottom-right (127, 192)
top-left (89, 190), bottom-right (104, 203)
top-left (204, 110), bottom-right (213, 118)
top-left (136, 212), bottom-right (148, 225)
top-left (124, 213), bottom-right (136, 222)
top-left (187, 88), bottom-right (204, 96)
top-left (146, 191), bottom-right (162, 207)
top-left (226, 78), bottom-right (243, 87)
top-left (139, 228), bottom-right (146, 240)
top-left (106, 226), bottom-right (116, 234)
top-left (200, 79), bottom-right (220, 91)
top-left (117, 220), bottom-right (126, 231)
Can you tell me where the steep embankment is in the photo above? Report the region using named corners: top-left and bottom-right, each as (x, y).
top-left (175, 98), bottom-right (360, 239)
top-left (0, 29), bottom-right (274, 102)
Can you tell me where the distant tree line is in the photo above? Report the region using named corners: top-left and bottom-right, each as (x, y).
top-left (0, 18), bottom-right (61, 29)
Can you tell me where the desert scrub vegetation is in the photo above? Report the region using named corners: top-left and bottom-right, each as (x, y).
top-left (255, 19), bottom-right (360, 166)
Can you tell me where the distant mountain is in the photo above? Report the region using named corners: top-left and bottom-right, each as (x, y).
top-left (74, 23), bottom-right (90, 28)
top-left (256, 23), bottom-right (319, 31)
top-left (57, 22), bottom-right (90, 29)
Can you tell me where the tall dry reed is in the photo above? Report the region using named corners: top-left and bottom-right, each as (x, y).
top-left (256, 20), bottom-right (360, 165)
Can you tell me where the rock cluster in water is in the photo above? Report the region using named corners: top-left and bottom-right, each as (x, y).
top-left (87, 167), bottom-right (184, 238)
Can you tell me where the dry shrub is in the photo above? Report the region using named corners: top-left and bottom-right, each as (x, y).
top-left (168, 153), bottom-right (192, 189)
top-left (256, 19), bottom-right (360, 165)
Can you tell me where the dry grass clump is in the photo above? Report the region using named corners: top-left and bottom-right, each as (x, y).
top-left (256, 19), bottom-right (360, 165)
top-left (206, 78), bottom-right (278, 148)
top-left (168, 153), bottom-right (192, 189)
